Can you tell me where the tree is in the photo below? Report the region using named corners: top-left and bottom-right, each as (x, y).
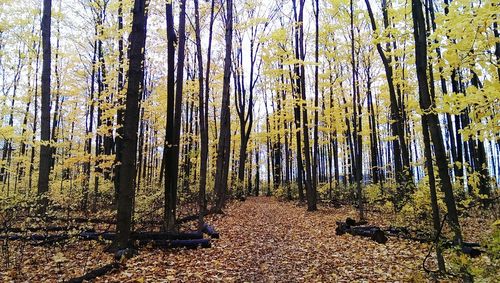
top-left (312, 0), bottom-right (320, 197)
top-left (163, 0), bottom-right (187, 232)
top-left (350, 0), bottom-right (363, 220)
top-left (115, 0), bottom-right (149, 250)
top-left (364, 0), bottom-right (413, 208)
top-left (37, 0), bottom-right (52, 213)
top-left (213, 0), bottom-right (233, 213)
top-left (291, 0), bottom-right (316, 210)
top-left (113, 0), bottom-right (125, 202)
top-left (411, 0), bottom-right (462, 244)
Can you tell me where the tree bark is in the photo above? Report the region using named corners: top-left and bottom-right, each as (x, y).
top-left (312, 0), bottom-right (320, 195)
top-left (38, 0), bottom-right (53, 213)
top-left (114, 0), bottom-right (149, 250)
top-left (411, 0), bottom-right (462, 244)
top-left (364, 0), bottom-right (412, 207)
top-left (350, 0), bottom-right (364, 220)
top-left (194, 0), bottom-right (210, 230)
top-left (163, 0), bottom-right (187, 231)
top-left (113, 0), bottom-right (125, 203)
top-left (213, 0), bottom-right (233, 213)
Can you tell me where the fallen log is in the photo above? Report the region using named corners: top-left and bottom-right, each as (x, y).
top-left (0, 233), bottom-right (70, 242)
top-left (142, 239), bottom-right (211, 249)
top-left (202, 224), bottom-right (220, 239)
top-left (0, 225), bottom-right (91, 233)
top-left (67, 262), bottom-right (121, 283)
top-left (345, 217), bottom-right (368, 226)
top-left (80, 231), bottom-right (204, 241)
top-left (79, 231), bottom-right (115, 241)
top-left (131, 231), bottom-right (203, 240)
top-left (350, 226), bottom-right (388, 244)
top-left (47, 216), bottom-right (116, 225)
top-left (2, 230), bottom-right (204, 243)
top-left (335, 221), bottom-right (388, 244)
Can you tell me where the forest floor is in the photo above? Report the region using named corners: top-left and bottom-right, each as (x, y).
top-left (4, 196), bottom-right (495, 282)
top-left (98, 197), bottom-right (431, 282)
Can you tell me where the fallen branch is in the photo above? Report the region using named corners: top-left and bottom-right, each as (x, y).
top-left (67, 262), bottom-right (121, 283)
top-left (384, 226), bottom-right (482, 257)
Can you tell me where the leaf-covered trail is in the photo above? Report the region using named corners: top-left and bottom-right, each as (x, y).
top-left (101, 197), bottom-right (429, 282)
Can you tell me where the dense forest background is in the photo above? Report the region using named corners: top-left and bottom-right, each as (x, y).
top-left (0, 0), bottom-right (499, 281)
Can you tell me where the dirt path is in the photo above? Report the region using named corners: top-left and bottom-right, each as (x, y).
top-left (99, 197), bottom-right (429, 282)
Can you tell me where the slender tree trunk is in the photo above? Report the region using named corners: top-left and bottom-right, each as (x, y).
top-left (114, 0), bottom-right (148, 250)
top-left (83, 37), bottom-right (97, 212)
top-left (350, 0), bottom-right (364, 220)
top-left (312, 0), bottom-right (320, 195)
top-left (1, 48), bottom-right (22, 190)
top-left (265, 93), bottom-right (272, 194)
top-left (28, 38), bottom-right (41, 192)
top-left (114, 0), bottom-right (125, 202)
top-left (364, 0), bottom-right (412, 207)
top-left (50, 14), bottom-right (61, 170)
top-left (38, 0), bottom-right (53, 212)
top-left (366, 66), bottom-right (379, 184)
top-left (213, 0), bottom-right (233, 213)
top-left (255, 148), bottom-right (260, 196)
top-left (163, 0), bottom-right (187, 231)
top-left (411, 0), bottom-right (462, 244)
top-left (273, 76), bottom-right (282, 194)
top-left (194, 0), bottom-right (212, 229)
top-left (421, 108), bottom-right (446, 273)
top-left (18, 36), bottom-right (38, 185)
top-left (292, 0), bottom-right (311, 206)
top-left (298, 0), bottom-right (316, 211)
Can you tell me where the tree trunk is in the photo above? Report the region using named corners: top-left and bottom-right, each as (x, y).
top-left (213, 0), bottom-right (233, 213)
top-left (113, 0), bottom-right (125, 202)
top-left (194, 0), bottom-right (211, 230)
top-left (114, 0), bottom-right (149, 250)
top-left (366, 66), bottom-right (380, 184)
top-left (364, 0), bottom-right (412, 207)
top-left (298, 0), bottom-right (316, 211)
top-left (38, 0), bottom-right (53, 213)
top-left (28, 38), bottom-right (41, 191)
top-left (163, 0), bottom-right (187, 231)
top-left (83, 37), bottom-right (97, 212)
top-left (411, 0), bottom-right (462, 244)
top-left (350, 0), bottom-right (364, 220)
top-left (312, 0), bottom-right (320, 195)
